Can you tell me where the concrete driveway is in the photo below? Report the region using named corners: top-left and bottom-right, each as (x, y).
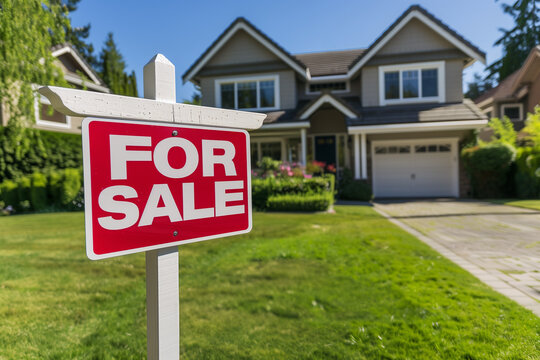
top-left (373, 199), bottom-right (540, 316)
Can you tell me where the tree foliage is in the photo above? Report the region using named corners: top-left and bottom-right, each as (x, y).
top-left (98, 33), bottom-right (138, 96)
top-left (49, 0), bottom-right (97, 66)
top-left (465, 73), bottom-right (494, 100)
top-left (486, 116), bottom-right (517, 147)
top-left (486, 0), bottom-right (540, 81)
top-left (0, 0), bottom-right (68, 131)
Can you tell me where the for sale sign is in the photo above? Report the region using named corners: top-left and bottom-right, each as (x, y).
top-left (82, 118), bottom-right (252, 260)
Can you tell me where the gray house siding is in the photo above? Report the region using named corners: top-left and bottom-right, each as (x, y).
top-left (207, 30), bottom-right (279, 66)
top-left (361, 66), bottom-right (379, 107)
top-left (377, 18), bottom-right (454, 55)
top-left (445, 59), bottom-right (464, 103)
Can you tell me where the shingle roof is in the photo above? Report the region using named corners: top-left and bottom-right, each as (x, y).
top-left (474, 70), bottom-right (521, 104)
top-left (347, 99), bottom-right (487, 126)
top-left (294, 49), bottom-right (366, 77)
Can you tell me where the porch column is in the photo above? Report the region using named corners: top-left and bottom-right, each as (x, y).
top-left (281, 140), bottom-right (287, 162)
top-left (360, 133), bottom-right (367, 179)
top-left (300, 128), bottom-right (307, 166)
top-left (353, 133), bottom-right (360, 179)
top-left (257, 142), bottom-right (262, 163)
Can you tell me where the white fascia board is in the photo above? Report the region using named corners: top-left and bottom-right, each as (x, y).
top-left (348, 119), bottom-right (488, 134)
top-left (183, 22), bottom-right (308, 84)
top-left (347, 10), bottom-right (486, 78)
top-left (300, 94), bottom-right (357, 120)
top-left (52, 46), bottom-right (102, 84)
top-left (260, 121), bottom-right (310, 130)
top-left (64, 74), bottom-right (110, 93)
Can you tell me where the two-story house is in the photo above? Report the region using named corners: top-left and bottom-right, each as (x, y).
top-left (182, 5), bottom-right (488, 198)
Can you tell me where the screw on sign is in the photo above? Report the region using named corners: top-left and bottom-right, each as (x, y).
top-left (83, 118), bottom-right (253, 259)
top-left (38, 54), bottom-right (265, 360)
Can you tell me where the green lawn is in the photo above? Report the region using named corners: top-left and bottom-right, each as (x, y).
top-left (0, 207), bottom-right (538, 359)
top-left (490, 199), bottom-right (540, 211)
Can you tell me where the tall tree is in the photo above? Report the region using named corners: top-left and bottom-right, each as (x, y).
top-left (465, 73), bottom-right (494, 100)
top-left (50, 0), bottom-right (97, 66)
top-left (486, 0), bottom-right (540, 82)
top-left (98, 33), bottom-right (138, 97)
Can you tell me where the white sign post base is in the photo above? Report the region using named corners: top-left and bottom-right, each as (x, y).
top-left (143, 54), bottom-right (180, 360)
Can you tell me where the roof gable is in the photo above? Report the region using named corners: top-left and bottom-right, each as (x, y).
top-left (207, 29), bottom-right (281, 66)
top-left (347, 5), bottom-right (486, 78)
top-left (182, 18), bottom-right (307, 84)
top-left (51, 44), bottom-right (103, 85)
top-left (299, 93), bottom-right (358, 120)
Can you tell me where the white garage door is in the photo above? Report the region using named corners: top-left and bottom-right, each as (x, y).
top-left (372, 139), bottom-right (459, 198)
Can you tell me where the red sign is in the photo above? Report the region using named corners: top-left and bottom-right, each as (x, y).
top-left (82, 118), bottom-right (252, 260)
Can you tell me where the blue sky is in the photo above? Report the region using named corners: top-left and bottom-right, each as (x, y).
top-left (70, 0), bottom-right (514, 102)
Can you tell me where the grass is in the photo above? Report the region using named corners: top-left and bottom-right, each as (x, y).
top-left (0, 207), bottom-right (538, 359)
top-left (489, 199), bottom-right (540, 211)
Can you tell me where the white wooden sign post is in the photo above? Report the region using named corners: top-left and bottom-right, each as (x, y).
top-left (39, 54), bottom-right (265, 359)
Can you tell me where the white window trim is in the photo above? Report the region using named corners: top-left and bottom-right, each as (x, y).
top-left (215, 74), bottom-right (280, 111)
top-left (35, 95), bottom-right (71, 129)
top-left (378, 61), bottom-right (445, 106)
top-left (500, 103), bottom-right (524, 120)
top-left (305, 80), bottom-right (350, 95)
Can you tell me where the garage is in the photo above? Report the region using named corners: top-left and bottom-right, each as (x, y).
top-left (371, 138), bottom-right (459, 198)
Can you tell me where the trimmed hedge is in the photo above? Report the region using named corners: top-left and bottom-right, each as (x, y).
top-left (338, 168), bottom-right (373, 201)
top-left (0, 168), bottom-right (83, 213)
top-left (267, 193), bottom-right (333, 212)
top-left (252, 175), bottom-right (335, 211)
top-left (461, 143), bottom-right (515, 198)
top-left (0, 128), bottom-right (82, 182)
top-left (514, 147), bottom-right (540, 198)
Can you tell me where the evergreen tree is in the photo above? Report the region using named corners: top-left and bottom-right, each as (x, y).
top-left (183, 86), bottom-right (201, 105)
top-left (465, 73), bottom-right (494, 100)
top-left (98, 33), bottom-right (138, 96)
top-left (50, 0), bottom-right (97, 67)
top-left (486, 0), bottom-right (540, 82)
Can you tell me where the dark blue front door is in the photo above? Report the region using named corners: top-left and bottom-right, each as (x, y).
top-left (315, 135), bottom-right (336, 166)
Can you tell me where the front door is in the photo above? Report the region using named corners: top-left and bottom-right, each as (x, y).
top-left (315, 135), bottom-right (336, 166)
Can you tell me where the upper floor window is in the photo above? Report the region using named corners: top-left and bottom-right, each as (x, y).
top-left (379, 61), bottom-right (445, 106)
top-left (500, 103), bottom-right (523, 120)
top-left (307, 81), bottom-right (348, 94)
top-left (215, 75), bottom-right (279, 110)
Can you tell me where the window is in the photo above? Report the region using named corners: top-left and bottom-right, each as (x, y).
top-left (501, 103), bottom-right (523, 120)
top-left (35, 96), bottom-right (70, 128)
top-left (374, 145), bottom-right (410, 154)
top-left (260, 142), bottom-right (281, 160)
top-left (415, 144), bottom-right (451, 153)
top-left (308, 82), bottom-right (347, 93)
top-left (379, 61), bottom-right (445, 105)
top-left (216, 75), bottom-right (279, 110)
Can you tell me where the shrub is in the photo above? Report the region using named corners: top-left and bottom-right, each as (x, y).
top-left (0, 180), bottom-right (18, 208)
top-left (30, 172), bottom-right (48, 211)
top-left (252, 174), bottom-right (335, 211)
top-left (338, 168), bottom-right (372, 201)
top-left (59, 168), bottom-right (82, 208)
top-left (16, 176), bottom-right (32, 211)
top-left (267, 193), bottom-right (333, 212)
top-left (514, 146), bottom-right (540, 198)
top-left (461, 143), bottom-right (516, 198)
top-left (0, 128), bottom-right (82, 182)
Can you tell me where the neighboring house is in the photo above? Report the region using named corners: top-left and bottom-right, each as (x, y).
top-left (0, 43), bottom-right (110, 134)
top-left (182, 5), bottom-right (488, 198)
top-left (475, 45), bottom-right (540, 131)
